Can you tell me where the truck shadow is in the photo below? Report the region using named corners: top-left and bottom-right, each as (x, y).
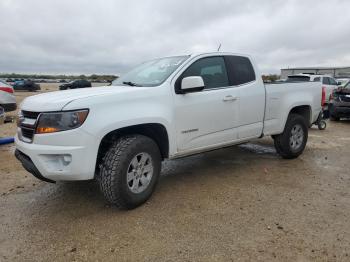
top-left (22, 139), bottom-right (280, 217)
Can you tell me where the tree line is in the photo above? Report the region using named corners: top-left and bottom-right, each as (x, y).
top-left (0, 73), bottom-right (118, 82)
top-left (262, 74), bottom-right (280, 82)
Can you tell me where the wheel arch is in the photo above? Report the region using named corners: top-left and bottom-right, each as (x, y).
top-left (288, 105), bottom-right (312, 126)
top-left (95, 123), bottom-right (169, 175)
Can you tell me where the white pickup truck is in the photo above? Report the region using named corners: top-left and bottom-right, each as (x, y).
top-left (15, 52), bottom-right (322, 209)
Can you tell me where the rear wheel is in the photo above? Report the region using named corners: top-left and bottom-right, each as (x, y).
top-left (274, 114), bottom-right (308, 159)
top-left (99, 135), bottom-right (161, 209)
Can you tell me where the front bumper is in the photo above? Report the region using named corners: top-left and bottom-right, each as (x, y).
top-left (330, 106), bottom-right (350, 118)
top-left (15, 150), bottom-right (55, 183)
top-left (14, 129), bottom-right (99, 182)
top-left (0, 103), bottom-right (17, 112)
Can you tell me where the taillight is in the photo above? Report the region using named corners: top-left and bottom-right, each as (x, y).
top-left (0, 87), bottom-right (14, 94)
top-left (321, 86), bottom-right (326, 107)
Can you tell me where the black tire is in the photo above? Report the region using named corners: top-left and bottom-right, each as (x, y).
top-left (273, 114), bottom-right (308, 159)
top-left (99, 135), bottom-right (161, 209)
top-left (318, 120), bottom-right (326, 130)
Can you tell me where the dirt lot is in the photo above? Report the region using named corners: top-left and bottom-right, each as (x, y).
top-left (1, 84), bottom-right (350, 261)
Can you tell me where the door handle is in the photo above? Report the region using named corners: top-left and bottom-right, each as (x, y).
top-left (223, 95), bottom-right (238, 102)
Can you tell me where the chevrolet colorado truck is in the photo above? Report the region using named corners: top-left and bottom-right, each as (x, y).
top-left (15, 52), bottom-right (322, 209)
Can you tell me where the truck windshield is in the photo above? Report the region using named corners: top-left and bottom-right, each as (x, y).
top-left (112, 56), bottom-right (189, 87)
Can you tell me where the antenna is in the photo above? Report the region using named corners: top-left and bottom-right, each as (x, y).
top-left (217, 43), bottom-right (222, 52)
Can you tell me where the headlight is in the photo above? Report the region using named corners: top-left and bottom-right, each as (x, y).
top-left (36, 109), bottom-right (89, 134)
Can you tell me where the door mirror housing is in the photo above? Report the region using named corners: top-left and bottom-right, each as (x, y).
top-left (180, 76), bottom-right (205, 93)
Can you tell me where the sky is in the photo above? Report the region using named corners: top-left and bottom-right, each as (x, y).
top-left (0, 0), bottom-right (349, 75)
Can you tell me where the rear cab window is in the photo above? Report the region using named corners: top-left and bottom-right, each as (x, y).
top-left (224, 56), bottom-right (256, 86)
top-left (322, 77), bottom-right (330, 85)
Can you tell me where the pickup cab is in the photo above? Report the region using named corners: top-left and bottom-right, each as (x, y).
top-left (15, 52), bottom-right (322, 209)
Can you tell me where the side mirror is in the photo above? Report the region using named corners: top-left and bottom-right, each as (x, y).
top-left (180, 76), bottom-right (205, 93)
top-left (337, 81), bottom-right (342, 86)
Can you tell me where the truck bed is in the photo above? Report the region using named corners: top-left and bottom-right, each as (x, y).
top-left (263, 81), bottom-right (322, 135)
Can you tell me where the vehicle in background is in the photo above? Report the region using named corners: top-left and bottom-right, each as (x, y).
top-left (0, 106), bottom-right (5, 125)
top-left (15, 52), bottom-right (322, 209)
top-left (0, 80), bottom-right (16, 112)
top-left (286, 74), bottom-right (339, 104)
top-left (336, 78), bottom-right (350, 87)
top-left (13, 80), bottom-right (40, 92)
top-left (59, 80), bottom-right (92, 90)
top-left (329, 82), bottom-right (350, 121)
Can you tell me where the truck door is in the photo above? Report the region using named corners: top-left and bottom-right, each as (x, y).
top-left (173, 56), bottom-right (240, 152)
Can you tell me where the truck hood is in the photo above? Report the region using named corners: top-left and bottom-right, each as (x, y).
top-left (20, 86), bottom-right (142, 112)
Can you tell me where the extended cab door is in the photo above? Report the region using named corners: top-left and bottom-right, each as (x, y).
top-left (224, 56), bottom-right (265, 139)
top-left (173, 56), bottom-right (240, 152)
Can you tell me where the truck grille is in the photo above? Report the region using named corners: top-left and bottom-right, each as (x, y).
top-left (22, 110), bottom-right (40, 119)
top-left (340, 95), bottom-right (350, 103)
top-left (19, 111), bottom-right (41, 142)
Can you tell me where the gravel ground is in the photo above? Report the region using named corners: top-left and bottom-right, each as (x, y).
top-left (1, 85), bottom-right (350, 261)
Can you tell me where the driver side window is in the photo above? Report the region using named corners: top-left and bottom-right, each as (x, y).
top-left (322, 77), bottom-right (330, 85)
top-left (329, 78), bottom-right (337, 85)
top-left (181, 57), bottom-right (229, 89)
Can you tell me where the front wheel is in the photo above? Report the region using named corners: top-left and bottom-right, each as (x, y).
top-left (273, 114), bottom-right (308, 159)
top-left (99, 135), bottom-right (161, 209)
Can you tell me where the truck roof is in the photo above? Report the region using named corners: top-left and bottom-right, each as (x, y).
top-left (189, 51), bottom-right (252, 58)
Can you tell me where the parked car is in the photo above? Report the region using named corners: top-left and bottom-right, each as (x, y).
top-left (13, 80), bottom-right (40, 91)
top-left (286, 74), bottom-right (339, 104)
top-left (329, 82), bottom-right (350, 120)
top-left (0, 106), bottom-right (4, 125)
top-left (0, 80), bottom-right (16, 112)
top-left (15, 52), bottom-right (322, 209)
top-left (59, 80), bottom-right (91, 90)
top-left (336, 78), bottom-right (350, 87)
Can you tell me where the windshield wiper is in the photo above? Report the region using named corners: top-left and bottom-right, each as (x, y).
top-left (122, 81), bottom-right (141, 87)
